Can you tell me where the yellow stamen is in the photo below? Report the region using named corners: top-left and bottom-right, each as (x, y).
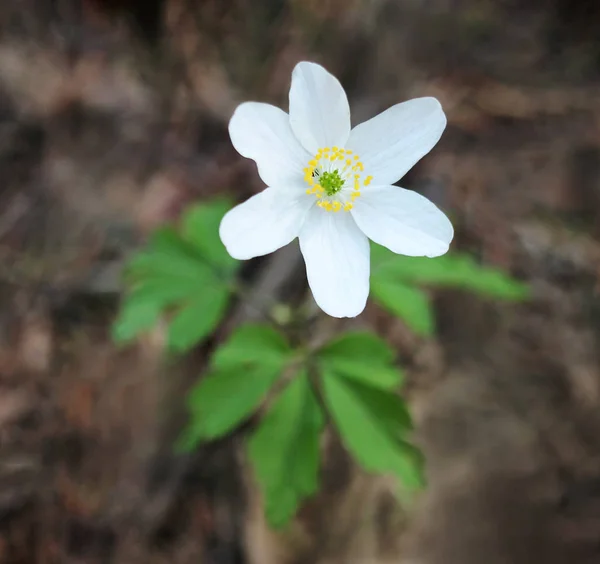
top-left (303, 147), bottom-right (369, 212)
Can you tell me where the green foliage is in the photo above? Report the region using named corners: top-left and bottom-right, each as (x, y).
top-left (211, 324), bottom-right (292, 370)
top-left (248, 370), bottom-right (324, 528)
top-left (316, 331), bottom-right (403, 389)
top-left (370, 280), bottom-right (434, 336)
top-left (321, 369), bottom-right (423, 491)
top-left (181, 329), bottom-right (416, 529)
top-left (113, 196), bottom-right (532, 530)
top-left (179, 324), bottom-right (294, 448)
top-left (371, 243), bottom-right (529, 299)
top-left (181, 200), bottom-right (238, 273)
top-left (370, 243), bottom-right (529, 334)
top-left (112, 297), bottom-right (163, 344)
top-left (316, 331), bottom-right (421, 491)
top-left (167, 285), bottom-right (230, 352)
top-left (112, 199), bottom-right (238, 352)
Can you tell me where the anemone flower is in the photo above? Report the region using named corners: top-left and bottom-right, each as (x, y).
top-left (219, 61), bottom-right (453, 317)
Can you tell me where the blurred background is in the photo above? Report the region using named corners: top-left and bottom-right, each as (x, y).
top-left (2, 0), bottom-right (600, 562)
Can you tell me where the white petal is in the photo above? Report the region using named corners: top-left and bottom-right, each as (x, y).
top-left (229, 102), bottom-right (310, 187)
top-left (346, 97), bottom-right (446, 185)
top-left (219, 184), bottom-right (314, 260)
top-left (289, 61), bottom-right (351, 154)
top-left (351, 185), bottom-right (453, 257)
top-left (299, 210), bottom-right (370, 318)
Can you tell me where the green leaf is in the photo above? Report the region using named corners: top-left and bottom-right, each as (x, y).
top-left (372, 244), bottom-right (529, 301)
top-left (118, 256), bottom-right (223, 350)
top-left (322, 372), bottom-right (423, 491)
top-left (248, 371), bottom-right (324, 528)
top-left (126, 248), bottom-right (214, 284)
top-left (148, 226), bottom-right (196, 254)
top-left (167, 285), bottom-right (230, 353)
top-left (371, 280), bottom-right (435, 336)
top-left (318, 331), bottom-right (394, 364)
top-left (179, 324), bottom-right (294, 449)
top-left (126, 226), bottom-right (210, 280)
top-left (113, 200), bottom-right (241, 350)
top-left (212, 324), bottom-right (292, 371)
top-left (112, 297), bottom-right (162, 344)
top-left (317, 332), bottom-right (403, 389)
top-left (356, 382), bottom-right (413, 433)
top-left (127, 279), bottom-right (199, 306)
top-left (181, 199), bottom-right (237, 272)
top-left (183, 364), bottom-right (282, 444)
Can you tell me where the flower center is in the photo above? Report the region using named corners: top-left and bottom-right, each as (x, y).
top-left (303, 146), bottom-right (373, 213)
top-left (319, 170), bottom-right (345, 196)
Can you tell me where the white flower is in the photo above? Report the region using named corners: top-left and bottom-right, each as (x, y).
top-left (219, 61), bottom-right (453, 318)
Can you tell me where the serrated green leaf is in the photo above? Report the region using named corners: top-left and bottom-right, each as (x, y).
top-left (181, 199), bottom-right (237, 272)
top-left (114, 200), bottom-right (241, 352)
top-left (372, 244), bottom-right (529, 301)
top-left (212, 324), bottom-right (292, 371)
top-left (127, 226), bottom-right (206, 274)
top-left (322, 372), bottom-right (423, 491)
top-left (182, 363), bottom-right (282, 444)
top-left (318, 332), bottom-right (395, 364)
top-left (179, 324), bottom-right (294, 450)
top-left (148, 226), bottom-right (194, 253)
top-left (317, 332), bottom-right (402, 389)
top-left (127, 279), bottom-right (198, 306)
top-left (320, 358), bottom-right (403, 390)
top-left (112, 297), bottom-right (162, 344)
top-left (371, 280), bottom-right (435, 336)
top-left (331, 377), bottom-right (413, 433)
top-left (126, 248), bottom-right (214, 283)
top-left (248, 371), bottom-right (324, 528)
top-left (167, 285), bottom-right (230, 352)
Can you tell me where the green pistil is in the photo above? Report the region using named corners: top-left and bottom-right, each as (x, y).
top-left (319, 170), bottom-right (344, 196)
